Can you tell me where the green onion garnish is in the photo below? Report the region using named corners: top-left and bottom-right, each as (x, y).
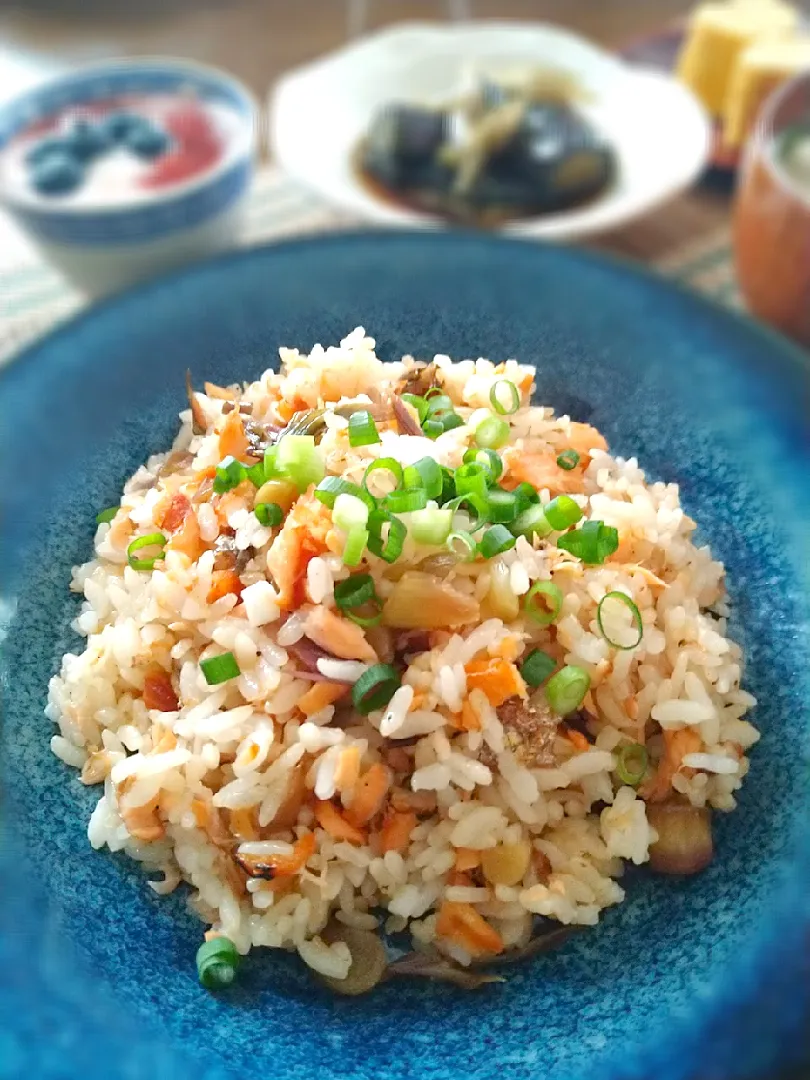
top-left (520, 649), bottom-right (556, 687)
top-left (440, 466), bottom-right (457, 503)
top-left (403, 456), bottom-right (443, 500)
top-left (454, 462), bottom-right (490, 501)
top-left (511, 481), bottom-right (538, 510)
top-left (348, 410), bottom-right (381, 448)
top-left (96, 506), bottom-right (118, 525)
top-left (352, 663), bottom-right (401, 715)
top-left (246, 460), bottom-right (268, 487)
top-left (615, 742), bottom-right (649, 787)
top-left (424, 394), bottom-right (453, 418)
top-left (401, 393), bottom-right (429, 423)
top-left (196, 936), bottom-right (240, 990)
top-left (490, 380), bottom-right (520, 415)
top-left (200, 651), bottom-right (241, 686)
top-left (557, 520), bottom-right (619, 565)
top-left (411, 507), bottom-right (452, 546)
top-left (334, 573), bottom-right (382, 624)
top-left (445, 493), bottom-right (489, 532)
top-left (384, 488), bottom-right (428, 514)
top-left (334, 493), bottom-right (371, 533)
top-left (486, 489), bottom-right (519, 524)
top-left (475, 416), bottom-right (510, 450)
top-left (422, 418), bottom-right (443, 439)
top-left (127, 532), bottom-right (167, 572)
top-left (597, 590), bottom-right (643, 649)
top-left (556, 449), bottom-right (581, 471)
top-left (524, 581), bottom-right (563, 625)
top-left (254, 502), bottom-right (283, 527)
top-left (424, 387), bottom-right (444, 400)
top-left (478, 524), bottom-right (516, 559)
top-left (276, 435), bottom-right (325, 492)
top-left (447, 530), bottom-right (477, 561)
top-left (463, 447), bottom-right (503, 482)
top-left (363, 458), bottom-right (403, 498)
top-left (342, 525), bottom-right (368, 567)
top-left (543, 495), bottom-right (583, 531)
top-left (315, 476), bottom-right (376, 512)
top-left (367, 510), bottom-right (407, 563)
top-left (262, 443), bottom-right (283, 480)
top-left (545, 665), bottom-right (590, 715)
top-left (438, 412), bottom-right (464, 433)
top-left (213, 456), bottom-right (245, 495)
top-left (510, 502), bottom-right (552, 539)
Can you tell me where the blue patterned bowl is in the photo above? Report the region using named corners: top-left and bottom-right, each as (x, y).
top-left (1, 233), bottom-right (808, 1080)
top-left (0, 59), bottom-right (256, 297)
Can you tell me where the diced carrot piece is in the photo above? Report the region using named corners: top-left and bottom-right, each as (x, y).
top-left (492, 635), bottom-right (520, 661)
top-left (460, 698), bottom-right (482, 731)
top-left (566, 729), bottom-right (590, 753)
top-left (266, 832), bottom-right (316, 877)
top-left (315, 800), bottom-right (367, 845)
top-left (464, 657), bottom-right (527, 707)
top-left (334, 746), bottom-right (362, 795)
top-left (298, 681), bottom-right (349, 717)
top-left (409, 691), bottom-right (425, 712)
top-left (218, 408), bottom-right (250, 462)
top-left (207, 568), bottom-right (244, 604)
top-left (641, 728), bottom-right (702, 803)
top-left (345, 763), bottom-right (391, 828)
top-left (143, 667), bottom-right (179, 712)
top-left (379, 809), bottom-right (416, 854)
top-left (435, 901), bottom-right (504, 957)
top-left (453, 847), bottom-right (482, 872)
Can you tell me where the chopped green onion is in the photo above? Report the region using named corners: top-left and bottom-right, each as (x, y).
top-left (352, 663), bottom-right (401, 714)
top-left (478, 524), bottom-right (516, 559)
top-left (246, 460), bottom-right (268, 487)
top-left (463, 447), bottom-right (503, 482)
top-left (545, 665), bottom-right (590, 715)
top-left (424, 394), bottom-right (453, 418)
top-left (342, 525), bottom-right (368, 567)
top-left (424, 387), bottom-right (444, 400)
top-left (384, 488), bottom-right (428, 514)
top-left (520, 649), bottom-right (556, 687)
top-left (348, 410), bottom-right (381, 447)
top-left (475, 415), bottom-right (510, 450)
top-left (438, 412), bottom-right (464, 433)
top-left (127, 532), bottom-right (167, 572)
top-left (557, 520), bottom-right (619, 565)
top-left (454, 462), bottom-right (490, 501)
top-left (213, 456), bottom-right (245, 494)
top-left (200, 652), bottom-right (241, 686)
top-left (262, 443), bottom-right (283, 480)
top-left (411, 507), bottom-right (453, 546)
top-left (401, 393), bottom-right (429, 422)
top-left (276, 435), bottom-right (325, 492)
top-left (447, 530), bottom-right (477, 561)
top-left (511, 481), bottom-right (538, 510)
top-left (510, 502), bottom-right (552, 539)
top-left (444, 493), bottom-right (489, 532)
top-left (367, 510), bottom-right (407, 563)
top-left (334, 493), bottom-right (370, 534)
top-left (543, 495), bottom-right (583, 531)
top-left (403, 456), bottom-right (443, 500)
top-left (196, 937), bottom-right (240, 990)
top-left (597, 591), bottom-right (643, 649)
top-left (490, 379), bottom-right (520, 415)
top-left (363, 458), bottom-right (403, 498)
top-left (422, 418), bottom-right (443, 439)
top-left (96, 507), bottom-right (117, 525)
top-left (486, 489), bottom-right (518, 524)
top-left (524, 581), bottom-right (563, 625)
top-left (315, 476), bottom-right (376, 512)
top-left (556, 449), bottom-right (581, 471)
top-left (615, 742), bottom-right (649, 786)
top-left (440, 466), bottom-right (456, 503)
top-left (334, 573), bottom-right (381, 624)
top-left (254, 502), bottom-right (283, 527)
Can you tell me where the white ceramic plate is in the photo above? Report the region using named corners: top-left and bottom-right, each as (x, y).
top-left (270, 21), bottom-right (711, 241)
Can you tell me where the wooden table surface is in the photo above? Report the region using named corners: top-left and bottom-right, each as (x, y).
top-left (0, 0), bottom-right (735, 266)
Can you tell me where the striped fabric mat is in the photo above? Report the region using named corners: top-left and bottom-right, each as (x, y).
top-left (0, 166), bottom-right (737, 367)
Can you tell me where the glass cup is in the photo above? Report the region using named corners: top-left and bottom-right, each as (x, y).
top-left (733, 72), bottom-right (810, 345)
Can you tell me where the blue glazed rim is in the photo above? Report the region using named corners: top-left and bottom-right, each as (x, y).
top-left (0, 58), bottom-right (257, 245)
top-left (0, 231), bottom-right (808, 1080)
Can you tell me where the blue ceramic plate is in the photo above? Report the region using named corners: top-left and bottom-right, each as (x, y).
top-left (1, 233), bottom-right (808, 1080)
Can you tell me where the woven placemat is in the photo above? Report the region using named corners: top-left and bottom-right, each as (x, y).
top-left (0, 166), bottom-right (737, 367)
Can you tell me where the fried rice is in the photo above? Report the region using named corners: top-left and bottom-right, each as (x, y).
top-left (47, 327), bottom-right (759, 989)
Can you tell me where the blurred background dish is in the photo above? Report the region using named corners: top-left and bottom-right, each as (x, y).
top-left (733, 70), bottom-right (810, 343)
top-left (271, 22), bottom-right (711, 240)
top-left (0, 58), bottom-right (256, 296)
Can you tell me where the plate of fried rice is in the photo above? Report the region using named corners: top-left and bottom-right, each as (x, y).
top-left (1, 233), bottom-right (808, 1080)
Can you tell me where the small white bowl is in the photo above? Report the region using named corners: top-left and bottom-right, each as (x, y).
top-left (0, 58), bottom-right (257, 297)
top-left (271, 21), bottom-right (711, 241)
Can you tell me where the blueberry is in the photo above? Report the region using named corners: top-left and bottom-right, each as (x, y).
top-left (69, 118), bottom-right (110, 162)
top-left (97, 110), bottom-right (143, 143)
top-left (124, 122), bottom-right (171, 160)
top-left (30, 152), bottom-right (84, 196)
top-left (25, 136), bottom-right (77, 169)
